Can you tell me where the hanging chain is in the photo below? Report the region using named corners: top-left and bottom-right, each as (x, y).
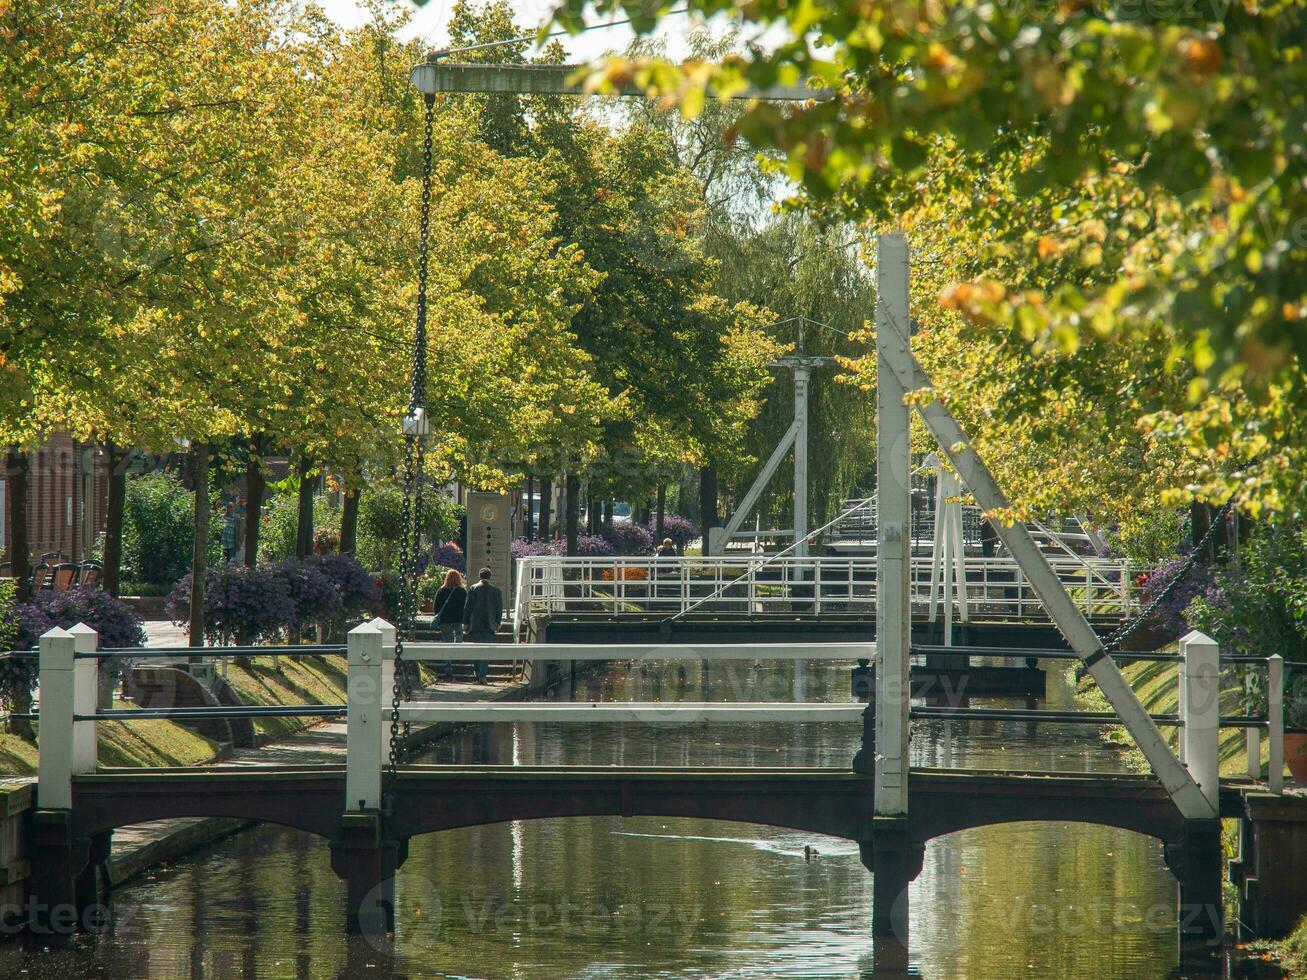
top-left (1101, 499), bottom-right (1235, 652)
top-left (387, 94), bottom-right (436, 807)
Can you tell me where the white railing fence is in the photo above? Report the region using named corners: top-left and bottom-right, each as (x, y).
top-left (511, 554), bottom-right (1136, 632)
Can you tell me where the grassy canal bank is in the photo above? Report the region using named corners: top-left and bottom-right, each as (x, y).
top-left (0, 654), bottom-right (348, 775)
top-left (1075, 657), bottom-right (1306, 977)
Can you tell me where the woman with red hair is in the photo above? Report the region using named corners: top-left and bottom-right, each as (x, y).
top-left (432, 568), bottom-right (466, 681)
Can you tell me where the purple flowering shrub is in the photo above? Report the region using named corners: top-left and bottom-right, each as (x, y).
top-left (7, 588), bottom-right (147, 707)
top-left (511, 538), bottom-right (562, 560)
top-left (574, 533), bottom-right (615, 557)
top-left (14, 587), bottom-right (146, 650)
top-left (429, 540), bottom-right (466, 573)
top-left (645, 514), bottom-right (698, 552)
top-left (310, 554), bottom-right (380, 617)
top-left (1138, 556), bottom-right (1215, 638)
top-left (168, 563), bottom-right (295, 646)
top-left (603, 520), bottom-right (654, 556)
top-left (274, 557), bottom-right (342, 636)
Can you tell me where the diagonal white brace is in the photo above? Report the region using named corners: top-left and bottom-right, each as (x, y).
top-left (877, 334), bottom-right (1213, 820)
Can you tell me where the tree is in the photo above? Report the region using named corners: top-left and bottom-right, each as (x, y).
top-left (564, 0), bottom-right (1307, 521)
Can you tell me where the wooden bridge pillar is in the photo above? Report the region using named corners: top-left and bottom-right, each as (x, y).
top-left (330, 812), bottom-right (401, 934)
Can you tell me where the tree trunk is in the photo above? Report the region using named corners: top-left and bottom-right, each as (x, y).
top-left (188, 443), bottom-right (210, 653)
top-left (102, 441), bottom-right (130, 596)
top-left (699, 466), bottom-right (719, 539)
top-left (565, 471), bottom-right (580, 556)
top-left (524, 476), bottom-right (534, 542)
top-left (539, 477), bottom-right (552, 541)
top-left (585, 493), bottom-right (596, 535)
top-left (655, 483), bottom-right (666, 541)
top-left (1190, 501), bottom-right (1213, 564)
top-left (339, 483), bottom-right (359, 555)
top-left (294, 455), bottom-right (314, 558)
top-left (5, 449), bottom-right (30, 603)
top-left (244, 435), bottom-right (264, 567)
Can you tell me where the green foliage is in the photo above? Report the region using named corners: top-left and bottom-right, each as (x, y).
top-left (565, 0), bottom-right (1307, 521)
top-left (1187, 526), bottom-right (1307, 724)
top-left (356, 481), bottom-right (462, 574)
top-left (121, 471), bottom-right (218, 588)
top-left (0, 580), bottom-right (16, 651)
top-left (258, 492), bottom-right (342, 563)
top-left (1109, 510), bottom-right (1188, 566)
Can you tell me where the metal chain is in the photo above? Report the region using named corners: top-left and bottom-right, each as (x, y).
top-left (386, 94), bottom-right (436, 806)
top-left (1101, 499), bottom-right (1234, 651)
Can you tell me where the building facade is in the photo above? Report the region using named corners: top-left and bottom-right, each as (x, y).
top-left (1, 435), bottom-right (109, 566)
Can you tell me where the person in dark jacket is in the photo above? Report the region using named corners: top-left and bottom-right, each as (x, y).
top-left (462, 566), bottom-right (503, 684)
top-left (432, 569), bottom-right (466, 680)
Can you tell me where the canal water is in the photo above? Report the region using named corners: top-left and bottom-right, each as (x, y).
top-left (8, 657), bottom-right (1275, 979)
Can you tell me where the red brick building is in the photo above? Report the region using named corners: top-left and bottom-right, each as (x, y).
top-left (2, 434), bottom-right (109, 565)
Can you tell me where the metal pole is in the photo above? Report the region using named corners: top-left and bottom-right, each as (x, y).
top-left (1269, 654), bottom-right (1284, 793)
top-left (794, 366), bottom-right (810, 559)
top-left (874, 232), bottom-right (912, 816)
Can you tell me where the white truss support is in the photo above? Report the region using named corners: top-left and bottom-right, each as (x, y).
top-left (950, 480), bottom-right (969, 624)
top-left (876, 332), bottom-right (1214, 820)
top-left (711, 417), bottom-right (802, 555)
top-left (794, 366), bottom-right (811, 558)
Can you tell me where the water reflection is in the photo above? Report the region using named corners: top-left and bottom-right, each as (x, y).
top-left (4, 658), bottom-right (1276, 978)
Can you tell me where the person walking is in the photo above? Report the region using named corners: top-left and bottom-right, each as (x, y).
top-left (462, 566), bottom-right (503, 684)
top-left (654, 536), bottom-right (676, 609)
top-left (432, 569), bottom-right (466, 681)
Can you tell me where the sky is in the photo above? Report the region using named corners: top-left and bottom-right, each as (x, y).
top-left (317, 0), bottom-right (716, 62)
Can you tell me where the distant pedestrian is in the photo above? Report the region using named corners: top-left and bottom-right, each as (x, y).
top-left (432, 569), bottom-right (466, 681)
top-left (462, 566), bottom-right (503, 684)
top-left (654, 537), bottom-right (676, 609)
top-left (220, 503), bottom-right (238, 562)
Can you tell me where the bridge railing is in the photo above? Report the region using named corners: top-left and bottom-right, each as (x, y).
top-left (510, 554), bottom-right (1136, 633)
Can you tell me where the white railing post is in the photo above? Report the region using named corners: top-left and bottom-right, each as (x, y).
top-left (37, 627), bottom-right (76, 810)
top-left (1268, 654), bottom-right (1284, 794)
top-left (368, 618), bottom-right (396, 764)
top-left (1180, 630), bottom-right (1221, 813)
top-left (1246, 669), bottom-right (1261, 780)
top-left (68, 623), bottom-right (99, 776)
top-left (346, 622), bottom-right (383, 812)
